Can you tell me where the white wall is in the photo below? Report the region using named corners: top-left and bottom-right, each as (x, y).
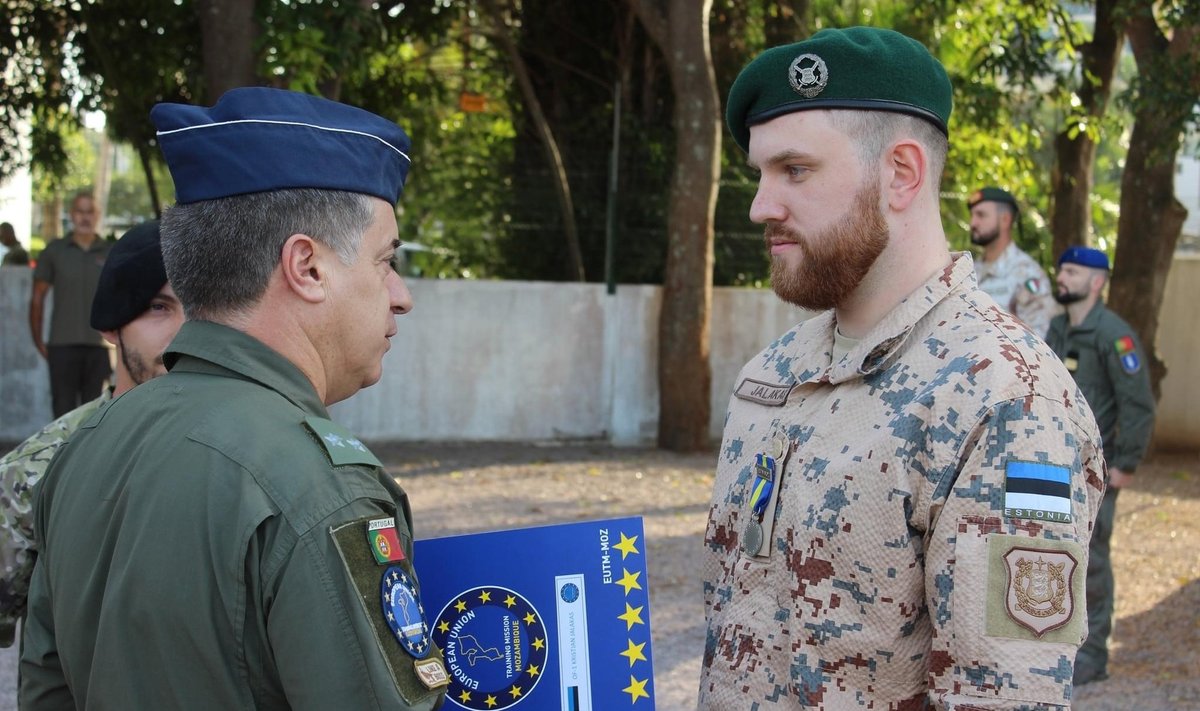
top-left (5, 268), bottom-right (1199, 449)
top-left (1177, 155), bottom-right (1200, 242)
top-left (0, 167), bottom-right (33, 250)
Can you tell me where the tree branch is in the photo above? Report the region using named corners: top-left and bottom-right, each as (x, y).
top-left (626, 0), bottom-right (668, 51)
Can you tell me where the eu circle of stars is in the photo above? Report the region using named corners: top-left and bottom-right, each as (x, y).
top-left (431, 586), bottom-right (548, 710)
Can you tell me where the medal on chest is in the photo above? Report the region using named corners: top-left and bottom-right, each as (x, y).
top-left (742, 435), bottom-right (791, 557)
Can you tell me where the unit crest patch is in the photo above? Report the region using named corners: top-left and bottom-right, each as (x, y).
top-left (984, 536), bottom-right (1084, 642)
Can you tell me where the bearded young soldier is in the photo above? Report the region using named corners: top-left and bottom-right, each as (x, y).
top-left (702, 27), bottom-right (1105, 709)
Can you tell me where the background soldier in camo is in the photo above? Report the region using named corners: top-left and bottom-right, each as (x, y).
top-left (968, 187), bottom-right (1060, 337)
top-left (705, 27), bottom-right (1105, 709)
top-left (1046, 246), bottom-right (1156, 686)
top-left (0, 221), bottom-right (181, 647)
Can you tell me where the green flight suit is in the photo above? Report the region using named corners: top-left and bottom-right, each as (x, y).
top-left (1046, 300), bottom-right (1156, 679)
top-left (21, 321), bottom-right (446, 710)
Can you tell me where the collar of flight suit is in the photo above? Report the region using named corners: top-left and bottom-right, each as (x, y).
top-left (1067, 298), bottom-right (1108, 334)
top-left (163, 319), bottom-right (330, 418)
top-left (789, 251), bottom-right (976, 386)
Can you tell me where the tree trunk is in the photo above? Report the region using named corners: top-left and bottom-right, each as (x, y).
top-left (1109, 8), bottom-right (1200, 400)
top-left (1110, 119), bottom-right (1186, 401)
top-left (481, 0), bottom-right (585, 282)
top-left (196, 0), bottom-right (258, 100)
top-left (1049, 0), bottom-right (1122, 258)
top-left (137, 145), bottom-right (162, 218)
top-left (630, 0), bottom-right (720, 451)
top-left (41, 196), bottom-right (62, 241)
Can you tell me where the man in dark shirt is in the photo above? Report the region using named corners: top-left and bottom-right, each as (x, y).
top-left (28, 193), bottom-right (112, 416)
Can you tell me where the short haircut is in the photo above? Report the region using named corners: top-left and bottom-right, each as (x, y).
top-left (827, 110), bottom-right (948, 186)
top-left (71, 191), bottom-right (95, 208)
top-left (160, 188), bottom-right (375, 321)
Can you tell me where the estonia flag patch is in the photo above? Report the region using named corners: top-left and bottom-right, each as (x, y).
top-left (1003, 461), bottom-right (1073, 524)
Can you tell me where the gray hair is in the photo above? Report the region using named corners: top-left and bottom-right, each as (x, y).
top-left (160, 188), bottom-right (375, 321)
top-left (827, 110), bottom-right (948, 187)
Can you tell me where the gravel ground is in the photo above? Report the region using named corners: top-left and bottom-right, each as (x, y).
top-left (0, 444), bottom-right (1195, 709)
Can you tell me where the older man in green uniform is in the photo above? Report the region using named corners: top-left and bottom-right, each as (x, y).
top-left (1046, 246), bottom-right (1156, 686)
top-left (21, 88), bottom-right (447, 709)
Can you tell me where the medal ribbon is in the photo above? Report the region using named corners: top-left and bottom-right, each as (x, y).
top-left (749, 453), bottom-right (776, 518)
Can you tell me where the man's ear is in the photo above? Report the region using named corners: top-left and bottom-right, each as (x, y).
top-left (100, 329), bottom-right (119, 348)
top-left (886, 139), bottom-right (925, 211)
top-left (279, 233), bottom-right (327, 304)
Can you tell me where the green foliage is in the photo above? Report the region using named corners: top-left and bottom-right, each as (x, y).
top-left (0, 0), bottom-right (1181, 288)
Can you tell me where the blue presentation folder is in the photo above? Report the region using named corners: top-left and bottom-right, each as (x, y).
top-left (414, 516), bottom-right (656, 710)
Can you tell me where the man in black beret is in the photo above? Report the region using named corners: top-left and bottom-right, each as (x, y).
top-left (706, 26), bottom-right (1104, 709)
top-left (967, 186), bottom-right (1059, 336)
top-left (0, 220), bottom-right (182, 647)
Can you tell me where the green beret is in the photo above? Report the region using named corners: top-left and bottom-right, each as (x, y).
top-left (726, 26), bottom-right (952, 152)
top-left (967, 186), bottom-right (1019, 211)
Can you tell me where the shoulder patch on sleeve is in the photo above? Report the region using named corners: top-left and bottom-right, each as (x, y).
top-left (986, 535), bottom-right (1084, 642)
top-left (1003, 461), bottom-right (1072, 524)
top-left (330, 518), bottom-right (447, 703)
top-left (1113, 336), bottom-right (1142, 374)
top-left (1023, 277), bottom-right (1041, 294)
top-left (304, 416), bottom-right (383, 468)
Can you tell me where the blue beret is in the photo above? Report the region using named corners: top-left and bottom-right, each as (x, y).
top-left (91, 221), bottom-right (168, 331)
top-left (151, 87), bottom-right (412, 205)
top-left (726, 27), bottom-right (952, 152)
top-left (1058, 246), bottom-right (1110, 271)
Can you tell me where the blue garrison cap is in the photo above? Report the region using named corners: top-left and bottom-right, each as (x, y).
top-left (1058, 246), bottom-right (1110, 271)
top-left (151, 87), bottom-right (411, 206)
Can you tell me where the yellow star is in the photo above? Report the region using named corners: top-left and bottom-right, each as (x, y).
top-left (526, 663), bottom-right (540, 677)
top-left (437, 620), bottom-right (450, 634)
top-left (484, 695), bottom-right (498, 708)
top-left (623, 675), bottom-right (650, 702)
top-left (508, 685), bottom-right (523, 699)
top-left (479, 590), bottom-right (492, 603)
top-left (454, 599), bottom-right (468, 613)
top-left (532, 637), bottom-right (545, 651)
top-left (504, 594), bottom-right (517, 608)
top-left (618, 602), bottom-right (645, 630)
top-left (620, 639), bottom-right (647, 666)
top-left (613, 532), bottom-right (640, 559)
top-left (523, 611), bottom-right (536, 625)
top-left (616, 568), bottom-right (642, 595)
top-left (458, 690), bottom-right (472, 703)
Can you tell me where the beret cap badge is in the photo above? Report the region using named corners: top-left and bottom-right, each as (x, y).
top-left (788, 54), bottom-right (828, 98)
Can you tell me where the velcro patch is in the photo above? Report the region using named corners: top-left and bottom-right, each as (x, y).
top-left (1024, 278), bottom-right (1040, 293)
top-left (734, 378), bottom-right (794, 406)
top-left (1003, 461), bottom-right (1072, 524)
top-left (986, 536), bottom-right (1084, 642)
top-left (331, 517), bottom-right (443, 706)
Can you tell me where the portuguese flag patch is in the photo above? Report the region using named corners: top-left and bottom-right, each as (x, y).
top-left (367, 517), bottom-right (406, 564)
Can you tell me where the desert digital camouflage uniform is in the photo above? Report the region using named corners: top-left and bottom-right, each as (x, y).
top-left (701, 253), bottom-right (1105, 710)
top-left (975, 242), bottom-right (1059, 337)
top-left (0, 390), bottom-right (110, 646)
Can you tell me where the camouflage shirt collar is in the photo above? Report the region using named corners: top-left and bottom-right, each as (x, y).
top-left (800, 252), bottom-right (974, 384)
